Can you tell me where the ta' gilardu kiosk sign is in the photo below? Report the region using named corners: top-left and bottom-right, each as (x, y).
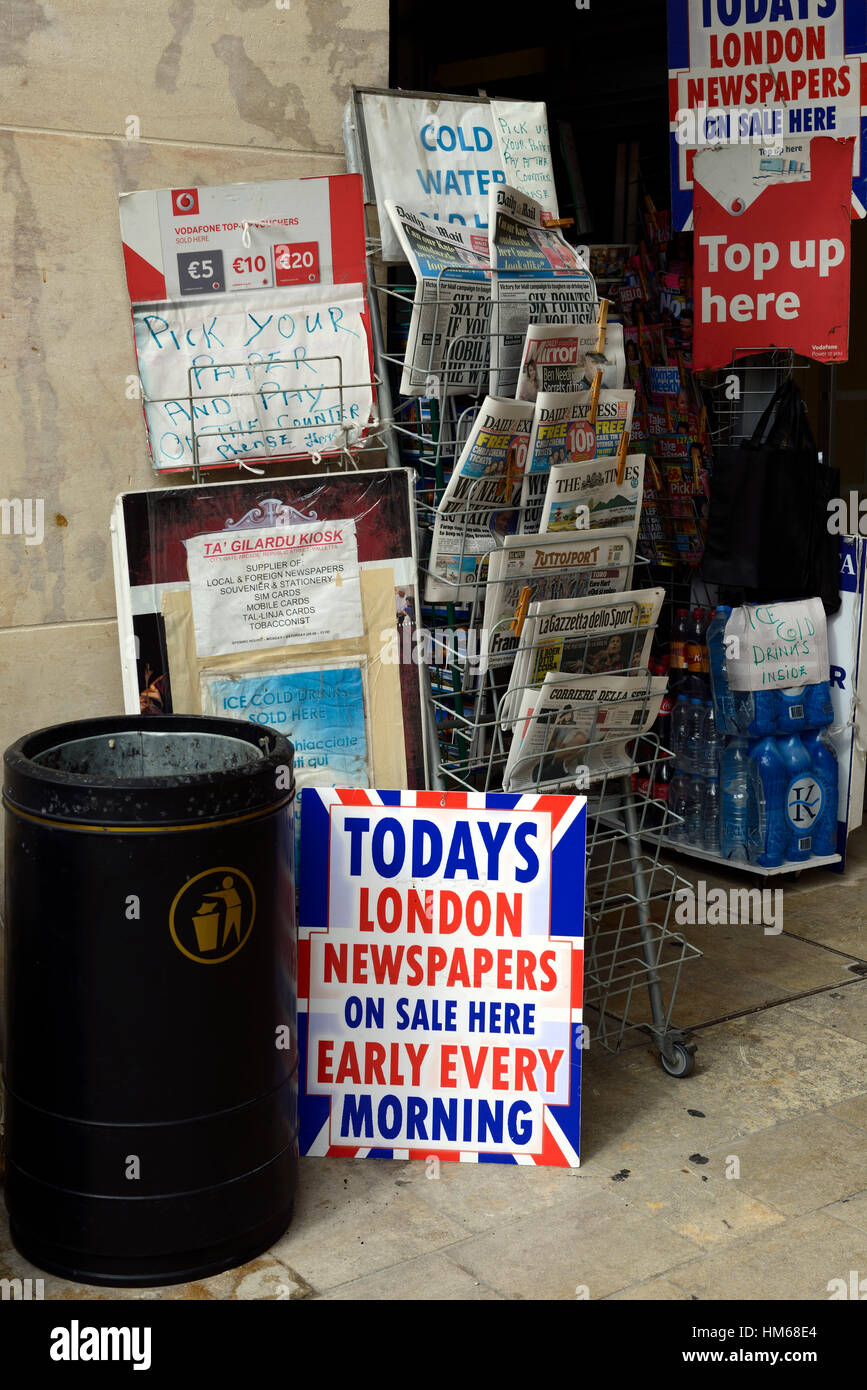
top-left (298, 789), bottom-right (586, 1167)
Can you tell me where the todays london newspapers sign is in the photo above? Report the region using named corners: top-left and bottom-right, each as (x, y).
top-left (298, 790), bottom-right (585, 1166)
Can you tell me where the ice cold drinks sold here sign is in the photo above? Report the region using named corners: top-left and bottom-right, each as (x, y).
top-left (298, 789), bottom-right (585, 1167)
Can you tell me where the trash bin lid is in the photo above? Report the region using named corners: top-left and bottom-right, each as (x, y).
top-left (3, 715), bottom-right (294, 827)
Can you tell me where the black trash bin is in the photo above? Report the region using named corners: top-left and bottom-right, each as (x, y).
top-left (2, 714), bottom-right (298, 1287)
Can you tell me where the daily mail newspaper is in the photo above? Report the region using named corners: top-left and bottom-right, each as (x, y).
top-left (502, 586), bottom-right (665, 726)
top-left (503, 672), bottom-right (668, 793)
top-left (540, 454), bottom-right (645, 545)
top-left (516, 322), bottom-right (626, 401)
top-left (425, 396), bottom-right (534, 604)
top-left (488, 185), bottom-right (597, 396)
top-left (386, 202), bottom-right (491, 398)
top-left (483, 526), bottom-right (636, 669)
top-left (519, 389), bottom-right (636, 535)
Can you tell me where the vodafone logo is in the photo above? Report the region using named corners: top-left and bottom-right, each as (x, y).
top-left (171, 188), bottom-right (199, 217)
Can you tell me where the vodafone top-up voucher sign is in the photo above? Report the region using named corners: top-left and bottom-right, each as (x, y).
top-left (299, 790), bottom-right (585, 1166)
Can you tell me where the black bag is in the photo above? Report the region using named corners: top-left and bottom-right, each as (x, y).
top-left (700, 379), bottom-right (840, 614)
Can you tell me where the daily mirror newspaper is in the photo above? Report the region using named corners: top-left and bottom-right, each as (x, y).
top-left (386, 202), bottom-right (491, 397)
top-left (518, 389), bottom-right (636, 535)
top-left (503, 672), bottom-right (668, 792)
top-left (425, 396), bottom-right (534, 604)
top-left (488, 185), bottom-right (597, 396)
top-left (540, 454), bottom-right (645, 544)
top-left (503, 586), bottom-right (665, 726)
top-left (516, 322), bottom-right (626, 401)
top-left (483, 526), bottom-right (636, 669)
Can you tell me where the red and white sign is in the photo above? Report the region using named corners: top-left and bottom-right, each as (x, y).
top-left (693, 136), bottom-right (852, 369)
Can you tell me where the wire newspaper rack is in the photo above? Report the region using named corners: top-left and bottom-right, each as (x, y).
top-left (407, 423), bottom-right (701, 1072)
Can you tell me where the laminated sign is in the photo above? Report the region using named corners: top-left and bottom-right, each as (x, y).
top-left (692, 136), bottom-right (852, 368)
top-left (298, 789), bottom-right (586, 1166)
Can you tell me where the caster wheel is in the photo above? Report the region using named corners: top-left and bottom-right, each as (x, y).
top-left (660, 1041), bottom-right (696, 1077)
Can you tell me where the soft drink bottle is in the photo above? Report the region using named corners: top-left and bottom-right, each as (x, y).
top-left (720, 737), bottom-right (752, 863)
top-left (703, 774), bottom-right (721, 855)
top-left (648, 753), bottom-right (673, 830)
top-left (749, 736), bottom-right (788, 867)
top-left (706, 604), bottom-right (737, 733)
top-left (801, 729), bottom-right (838, 857)
top-left (670, 608), bottom-right (689, 678)
top-left (684, 774), bottom-right (705, 847)
top-left (779, 733), bottom-right (820, 862)
top-left (803, 680), bottom-right (834, 729)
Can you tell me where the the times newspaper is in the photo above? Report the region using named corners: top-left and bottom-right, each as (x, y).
top-left (516, 322), bottom-right (626, 401)
top-left (519, 389), bottom-right (636, 535)
top-left (386, 202), bottom-right (491, 397)
top-left (489, 185), bottom-right (598, 396)
top-left (425, 396), bottom-right (534, 604)
top-left (503, 672), bottom-right (668, 792)
top-left (539, 453), bottom-right (646, 545)
top-left (502, 586), bottom-right (665, 726)
top-left (482, 527), bottom-right (636, 669)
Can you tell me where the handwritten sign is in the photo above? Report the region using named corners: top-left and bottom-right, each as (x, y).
top-left (298, 789), bottom-right (585, 1166)
top-left (490, 100), bottom-right (560, 218)
top-left (725, 598), bottom-right (829, 691)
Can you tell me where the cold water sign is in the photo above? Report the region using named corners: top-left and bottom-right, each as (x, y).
top-left (298, 789), bottom-right (586, 1166)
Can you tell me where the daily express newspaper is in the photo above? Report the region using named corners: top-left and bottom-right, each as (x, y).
top-left (483, 526), bottom-right (636, 669)
top-left (502, 586), bottom-right (665, 726)
top-left (519, 389), bottom-right (636, 535)
top-left (503, 672), bottom-right (668, 793)
top-left (488, 185), bottom-right (598, 396)
top-left (540, 454), bottom-right (645, 545)
top-left (386, 202), bottom-right (491, 398)
top-left (425, 396), bottom-right (534, 604)
top-left (516, 322), bottom-right (626, 401)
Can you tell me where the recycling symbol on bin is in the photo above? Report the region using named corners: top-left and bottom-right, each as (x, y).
top-left (169, 867), bottom-right (256, 963)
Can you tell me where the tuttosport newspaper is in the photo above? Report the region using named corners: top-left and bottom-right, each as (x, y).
top-left (516, 322), bottom-right (626, 401)
top-left (539, 453), bottom-right (645, 544)
top-left (386, 202), bottom-right (491, 398)
top-left (489, 185), bottom-right (597, 396)
top-left (483, 526), bottom-right (636, 669)
top-left (502, 586), bottom-right (664, 727)
top-left (503, 672), bottom-right (668, 793)
top-left (518, 389), bottom-right (636, 535)
top-left (425, 396), bottom-right (534, 604)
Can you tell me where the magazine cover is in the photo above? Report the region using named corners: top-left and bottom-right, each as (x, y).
top-left (516, 322), bottom-right (626, 401)
top-left (386, 201), bottom-right (491, 397)
top-left (483, 527), bottom-right (637, 668)
top-left (503, 672), bottom-right (668, 792)
top-left (425, 396), bottom-right (534, 604)
top-left (519, 388), bottom-right (636, 535)
top-left (488, 184), bottom-right (597, 396)
top-left (111, 469), bottom-right (428, 792)
top-left (540, 454), bottom-right (645, 542)
top-left (503, 586), bottom-right (665, 725)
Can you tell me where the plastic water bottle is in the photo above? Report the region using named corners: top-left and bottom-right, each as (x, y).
top-left (720, 737), bottom-right (752, 862)
top-left (777, 686), bottom-right (808, 733)
top-left (669, 768), bottom-right (691, 843)
top-left (802, 729), bottom-right (838, 857)
top-left (706, 605), bottom-right (737, 734)
top-left (684, 774), bottom-right (705, 847)
top-left (671, 694), bottom-right (691, 766)
top-left (700, 700), bottom-right (724, 778)
top-left (779, 733), bottom-right (819, 862)
top-left (803, 680), bottom-right (834, 729)
top-left (683, 698), bottom-right (706, 774)
top-left (703, 774), bottom-right (721, 855)
top-left (749, 736), bottom-right (788, 867)
top-left (736, 689), bottom-right (778, 738)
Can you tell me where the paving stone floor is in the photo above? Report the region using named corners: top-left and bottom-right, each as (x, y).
top-left (3, 831), bottom-right (867, 1301)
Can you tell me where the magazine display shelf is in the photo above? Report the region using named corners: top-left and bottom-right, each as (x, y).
top-left (390, 365), bottom-right (702, 1073)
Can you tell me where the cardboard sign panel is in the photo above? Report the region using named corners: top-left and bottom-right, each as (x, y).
top-left (298, 789), bottom-right (586, 1166)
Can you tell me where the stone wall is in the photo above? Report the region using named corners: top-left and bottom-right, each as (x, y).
top-left (0, 0), bottom-right (388, 765)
